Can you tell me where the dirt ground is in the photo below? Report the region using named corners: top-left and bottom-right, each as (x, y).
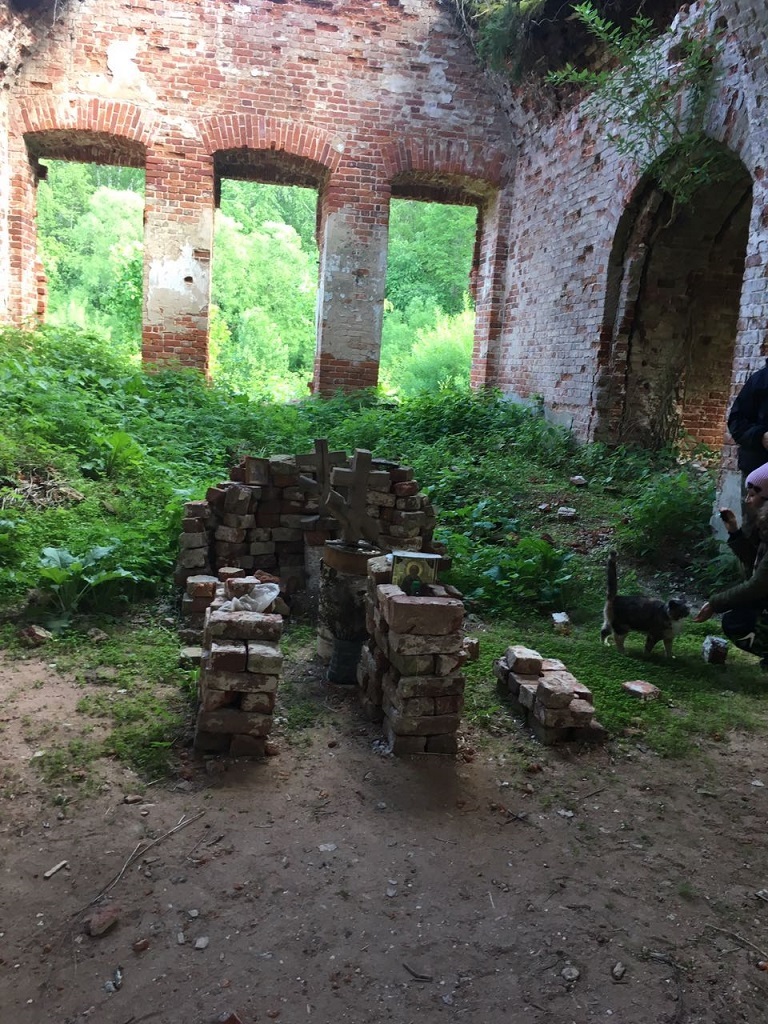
top-left (1, 649), bottom-right (768, 1024)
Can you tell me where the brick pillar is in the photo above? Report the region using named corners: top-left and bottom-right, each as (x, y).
top-left (312, 170), bottom-right (390, 395)
top-left (6, 134), bottom-right (42, 323)
top-left (143, 141), bottom-right (214, 373)
top-left (0, 102), bottom-right (10, 321)
top-left (471, 188), bottom-right (512, 389)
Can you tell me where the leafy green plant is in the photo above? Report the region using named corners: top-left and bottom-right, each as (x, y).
top-left (616, 468), bottom-right (714, 562)
top-left (451, 1), bottom-right (547, 76)
top-left (37, 544), bottom-right (138, 620)
top-left (546, 2), bottom-right (723, 208)
top-left (0, 519), bottom-right (17, 566)
top-left (445, 531), bottom-right (577, 614)
top-left (81, 430), bottom-right (145, 479)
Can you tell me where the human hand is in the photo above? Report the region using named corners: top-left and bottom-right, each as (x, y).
top-left (694, 602), bottom-right (714, 623)
top-left (719, 508), bottom-right (738, 533)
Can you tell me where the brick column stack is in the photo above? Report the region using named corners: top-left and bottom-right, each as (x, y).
top-left (494, 645), bottom-right (607, 745)
top-left (176, 500), bottom-right (214, 583)
top-left (358, 557), bottom-right (468, 755)
top-left (194, 577), bottom-right (285, 758)
top-left (180, 573), bottom-right (220, 645)
top-left (175, 451), bottom-right (442, 617)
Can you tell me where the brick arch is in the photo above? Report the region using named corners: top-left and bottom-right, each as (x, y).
top-left (592, 142), bottom-right (754, 448)
top-left (199, 114), bottom-right (344, 175)
top-left (16, 95), bottom-right (154, 151)
top-left (381, 136), bottom-right (510, 196)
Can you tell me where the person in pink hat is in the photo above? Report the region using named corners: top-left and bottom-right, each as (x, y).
top-left (718, 461), bottom-right (768, 577)
top-left (696, 462), bottom-right (768, 667)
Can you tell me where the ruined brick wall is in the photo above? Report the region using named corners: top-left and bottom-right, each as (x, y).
top-left (0, 2), bottom-right (38, 320)
top-left (1, 0), bottom-right (514, 388)
top-left (493, 0), bottom-right (767, 461)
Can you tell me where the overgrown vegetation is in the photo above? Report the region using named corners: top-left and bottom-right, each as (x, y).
top-left (36, 164), bottom-right (478, 400)
top-left (455, 1), bottom-right (723, 209)
top-left (546, 2), bottom-right (723, 208)
top-left (1, 325), bottom-right (764, 777)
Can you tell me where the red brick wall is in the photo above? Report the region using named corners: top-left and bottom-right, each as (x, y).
top-left (1, 0), bottom-right (514, 385)
top-left (492, 0), bottom-right (768, 463)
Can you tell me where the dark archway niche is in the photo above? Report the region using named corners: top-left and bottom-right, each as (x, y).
top-left (213, 148), bottom-right (329, 198)
top-left (25, 130), bottom-right (146, 168)
top-left (593, 143), bottom-right (753, 450)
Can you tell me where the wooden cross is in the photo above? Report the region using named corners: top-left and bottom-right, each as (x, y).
top-left (298, 439), bottom-right (380, 547)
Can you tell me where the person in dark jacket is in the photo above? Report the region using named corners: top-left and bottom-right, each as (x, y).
top-left (696, 469), bottom-right (768, 666)
top-left (727, 359), bottom-right (768, 476)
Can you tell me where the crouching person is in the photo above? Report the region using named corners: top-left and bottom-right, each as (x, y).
top-left (695, 502), bottom-right (768, 668)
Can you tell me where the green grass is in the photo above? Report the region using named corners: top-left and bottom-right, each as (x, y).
top-left (464, 617), bottom-right (768, 756)
top-left (1, 324), bottom-right (764, 765)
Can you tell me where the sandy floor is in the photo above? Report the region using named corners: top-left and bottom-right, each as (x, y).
top-left (1, 650), bottom-right (768, 1024)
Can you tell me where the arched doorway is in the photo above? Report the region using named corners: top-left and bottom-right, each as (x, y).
top-left (593, 143), bottom-right (753, 450)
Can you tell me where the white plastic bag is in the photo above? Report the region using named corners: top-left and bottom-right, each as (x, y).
top-left (220, 583), bottom-right (281, 613)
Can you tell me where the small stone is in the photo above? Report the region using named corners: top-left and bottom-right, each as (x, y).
top-left (123, 794), bottom-right (142, 804)
top-left (551, 611), bottom-right (571, 635)
top-left (177, 932), bottom-right (186, 945)
top-left (569, 476), bottom-right (588, 487)
top-left (561, 965), bottom-right (580, 984)
top-left (318, 843), bottom-right (337, 852)
top-left (18, 624), bottom-right (53, 647)
top-left (194, 936), bottom-right (209, 950)
top-left (85, 905), bottom-right (120, 937)
top-left (188, 909), bottom-right (200, 918)
top-left (612, 961), bottom-right (626, 980)
top-left (87, 628), bottom-right (110, 643)
top-left (557, 506), bottom-right (578, 520)
top-left (132, 938), bottom-right (150, 953)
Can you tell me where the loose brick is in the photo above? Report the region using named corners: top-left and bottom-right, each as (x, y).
top-left (505, 645), bottom-right (543, 676)
top-left (186, 574), bottom-right (218, 599)
top-left (196, 709), bottom-right (273, 737)
top-left (207, 641), bottom-right (247, 673)
top-left (246, 641), bottom-right (284, 674)
top-left (379, 592), bottom-right (464, 636)
top-left (208, 610), bottom-right (283, 642)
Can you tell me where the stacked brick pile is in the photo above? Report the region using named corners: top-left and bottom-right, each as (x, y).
top-left (194, 576), bottom-right (285, 757)
top-left (332, 459), bottom-right (437, 552)
top-left (180, 573), bottom-right (219, 645)
top-left (180, 567), bottom-right (285, 646)
top-left (357, 556), bottom-right (469, 755)
top-left (175, 452), bottom-right (441, 625)
top-left (494, 645), bottom-right (606, 745)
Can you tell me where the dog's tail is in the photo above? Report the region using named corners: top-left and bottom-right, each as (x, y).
top-left (606, 550), bottom-right (618, 600)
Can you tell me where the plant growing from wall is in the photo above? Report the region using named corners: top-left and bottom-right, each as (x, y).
top-left (546, 2), bottom-right (722, 208)
top-left (451, 0), bottom-right (548, 75)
